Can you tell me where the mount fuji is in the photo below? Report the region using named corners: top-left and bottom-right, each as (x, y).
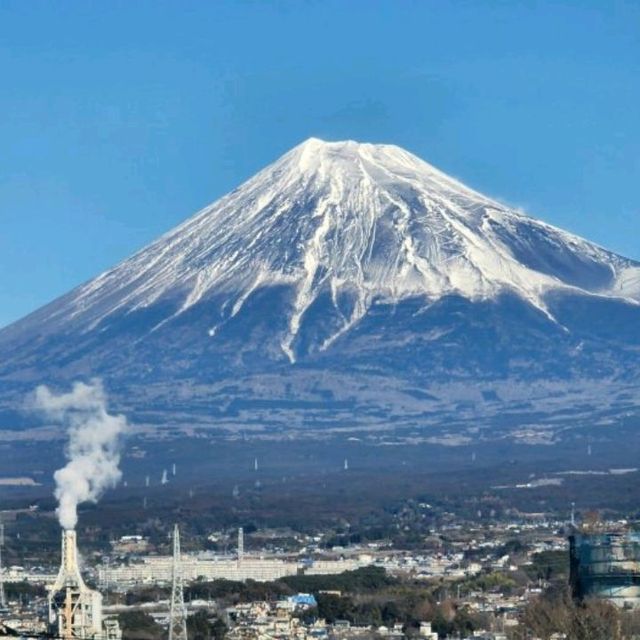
top-left (2, 138), bottom-right (640, 440)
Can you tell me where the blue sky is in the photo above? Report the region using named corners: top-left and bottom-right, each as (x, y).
top-left (1, 1), bottom-right (638, 328)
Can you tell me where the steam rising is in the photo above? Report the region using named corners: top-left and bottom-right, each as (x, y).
top-left (34, 380), bottom-right (127, 530)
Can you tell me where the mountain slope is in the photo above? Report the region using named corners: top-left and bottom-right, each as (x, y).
top-left (1, 138), bottom-right (639, 437)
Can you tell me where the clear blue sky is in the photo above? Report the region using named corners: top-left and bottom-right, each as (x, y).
top-left (1, 1), bottom-right (638, 328)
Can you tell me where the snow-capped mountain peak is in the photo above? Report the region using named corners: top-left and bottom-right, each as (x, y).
top-left (3, 138), bottom-right (640, 440)
top-left (8, 138), bottom-right (640, 363)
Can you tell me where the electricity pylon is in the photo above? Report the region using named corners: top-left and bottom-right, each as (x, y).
top-left (168, 525), bottom-right (188, 640)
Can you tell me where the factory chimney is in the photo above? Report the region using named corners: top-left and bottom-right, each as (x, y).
top-left (56, 530), bottom-right (84, 587)
top-left (48, 530), bottom-right (106, 640)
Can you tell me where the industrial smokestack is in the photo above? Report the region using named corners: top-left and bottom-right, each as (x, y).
top-left (35, 382), bottom-right (124, 639)
top-left (49, 529), bottom-right (103, 640)
top-left (56, 529), bottom-right (83, 588)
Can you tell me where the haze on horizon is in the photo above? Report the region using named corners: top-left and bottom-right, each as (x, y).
top-left (1, 0), bottom-right (638, 328)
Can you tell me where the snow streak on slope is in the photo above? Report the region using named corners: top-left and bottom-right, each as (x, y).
top-left (16, 138), bottom-right (640, 363)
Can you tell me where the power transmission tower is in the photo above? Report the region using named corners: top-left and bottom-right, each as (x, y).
top-left (0, 523), bottom-right (7, 609)
top-left (168, 525), bottom-right (188, 640)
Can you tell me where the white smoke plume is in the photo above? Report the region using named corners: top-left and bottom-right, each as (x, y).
top-left (34, 379), bottom-right (127, 530)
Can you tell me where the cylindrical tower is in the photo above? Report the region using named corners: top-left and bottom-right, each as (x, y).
top-left (48, 530), bottom-right (103, 639)
top-left (570, 531), bottom-right (640, 608)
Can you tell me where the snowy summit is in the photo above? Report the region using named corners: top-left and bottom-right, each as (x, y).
top-left (12, 137), bottom-right (640, 362)
top-left (1, 138), bottom-right (640, 436)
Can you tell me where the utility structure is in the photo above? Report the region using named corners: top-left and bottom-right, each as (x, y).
top-left (237, 527), bottom-right (244, 567)
top-left (570, 531), bottom-right (640, 608)
top-left (48, 529), bottom-right (121, 639)
top-left (168, 525), bottom-right (188, 640)
top-left (0, 524), bottom-right (7, 610)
